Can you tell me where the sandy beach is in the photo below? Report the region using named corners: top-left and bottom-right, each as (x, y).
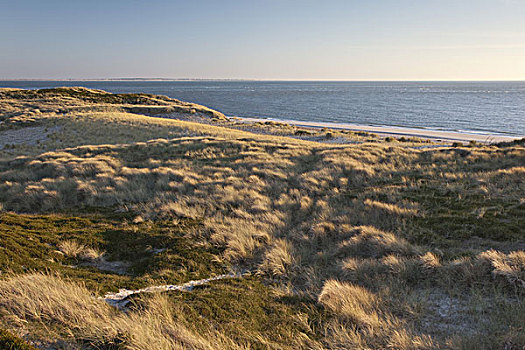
top-left (237, 117), bottom-right (524, 143)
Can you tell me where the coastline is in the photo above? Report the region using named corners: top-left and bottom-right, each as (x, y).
top-left (236, 117), bottom-right (524, 143)
top-left (2, 81), bottom-right (524, 140)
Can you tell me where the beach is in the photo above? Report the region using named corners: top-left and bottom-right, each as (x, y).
top-left (237, 117), bottom-right (524, 143)
top-left (3, 81), bottom-right (524, 139)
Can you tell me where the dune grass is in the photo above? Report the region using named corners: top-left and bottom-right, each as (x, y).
top-left (0, 88), bottom-right (524, 349)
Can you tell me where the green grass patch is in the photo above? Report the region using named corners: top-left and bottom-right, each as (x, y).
top-left (0, 328), bottom-right (37, 350)
top-left (405, 184), bottom-right (525, 248)
top-left (0, 212), bottom-right (225, 294)
top-left (1, 87), bottom-right (168, 106)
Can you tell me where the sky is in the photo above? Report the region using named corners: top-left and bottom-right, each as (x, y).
top-left (1, 0), bottom-right (525, 80)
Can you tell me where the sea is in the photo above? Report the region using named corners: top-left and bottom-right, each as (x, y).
top-left (1, 80), bottom-right (524, 136)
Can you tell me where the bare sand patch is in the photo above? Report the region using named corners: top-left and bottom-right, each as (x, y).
top-left (0, 125), bottom-right (61, 148)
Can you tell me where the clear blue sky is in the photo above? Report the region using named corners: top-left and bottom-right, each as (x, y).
top-left (1, 0), bottom-right (524, 80)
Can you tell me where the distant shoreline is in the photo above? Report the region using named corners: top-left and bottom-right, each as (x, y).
top-left (236, 117), bottom-right (524, 143)
top-left (2, 82), bottom-right (524, 139)
top-left (2, 79), bottom-right (525, 83)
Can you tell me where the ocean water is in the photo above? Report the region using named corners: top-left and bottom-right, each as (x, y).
top-left (1, 80), bottom-right (524, 136)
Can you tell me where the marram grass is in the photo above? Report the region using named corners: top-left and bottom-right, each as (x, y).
top-left (0, 88), bottom-right (524, 349)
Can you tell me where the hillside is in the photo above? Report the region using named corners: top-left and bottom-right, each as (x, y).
top-left (1, 88), bottom-right (524, 349)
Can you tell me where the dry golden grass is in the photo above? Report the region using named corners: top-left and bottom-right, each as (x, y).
top-left (258, 238), bottom-right (296, 277)
top-left (57, 240), bottom-right (102, 260)
top-left (478, 250), bottom-right (525, 289)
top-left (0, 273), bottom-right (243, 350)
top-left (1, 88), bottom-right (524, 349)
top-left (318, 280), bottom-right (380, 328)
top-left (318, 280), bottom-right (435, 349)
top-left (337, 225), bottom-right (421, 259)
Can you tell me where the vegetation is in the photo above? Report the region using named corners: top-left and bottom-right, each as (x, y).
top-left (0, 328), bottom-right (37, 350)
top-left (0, 87), bottom-right (524, 349)
top-left (0, 212), bottom-right (224, 292)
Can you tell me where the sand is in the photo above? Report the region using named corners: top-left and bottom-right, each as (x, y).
top-left (0, 125), bottom-right (62, 148)
top-left (103, 271), bottom-right (245, 309)
top-left (236, 117), bottom-right (523, 143)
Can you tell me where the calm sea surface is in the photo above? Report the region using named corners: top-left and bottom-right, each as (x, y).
top-left (1, 80), bottom-right (524, 135)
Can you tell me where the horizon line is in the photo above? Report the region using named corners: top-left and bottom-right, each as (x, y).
top-left (2, 78), bottom-right (525, 83)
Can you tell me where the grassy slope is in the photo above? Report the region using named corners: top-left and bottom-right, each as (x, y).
top-left (0, 212), bottom-right (224, 291)
top-left (0, 88), bottom-right (524, 349)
